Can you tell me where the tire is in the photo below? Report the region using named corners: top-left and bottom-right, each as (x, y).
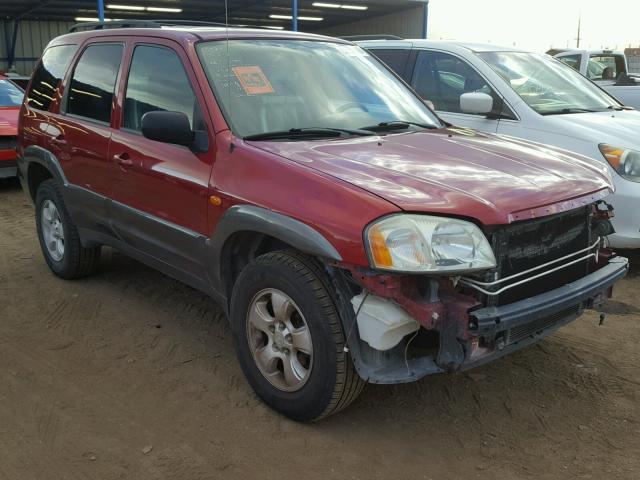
top-left (35, 179), bottom-right (101, 279)
top-left (230, 250), bottom-right (365, 421)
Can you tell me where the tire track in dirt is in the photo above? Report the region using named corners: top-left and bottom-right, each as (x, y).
top-left (0, 339), bottom-right (242, 480)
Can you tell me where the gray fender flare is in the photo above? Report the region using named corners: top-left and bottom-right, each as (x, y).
top-left (208, 204), bottom-right (342, 294)
top-left (19, 145), bottom-right (69, 198)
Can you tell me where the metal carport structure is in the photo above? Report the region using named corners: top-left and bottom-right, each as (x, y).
top-left (1, 0), bottom-right (429, 73)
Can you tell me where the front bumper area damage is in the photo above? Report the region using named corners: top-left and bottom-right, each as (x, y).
top-left (464, 255), bottom-right (628, 369)
top-left (330, 252), bottom-right (628, 385)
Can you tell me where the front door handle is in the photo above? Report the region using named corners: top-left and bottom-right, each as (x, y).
top-left (51, 134), bottom-right (66, 146)
top-left (113, 152), bottom-right (133, 167)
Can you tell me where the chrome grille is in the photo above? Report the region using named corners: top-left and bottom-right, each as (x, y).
top-left (463, 207), bottom-right (592, 306)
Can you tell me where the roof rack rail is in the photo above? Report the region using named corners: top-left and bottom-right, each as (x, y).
top-left (68, 19), bottom-right (234, 33)
top-left (340, 35), bottom-right (403, 41)
top-left (70, 20), bottom-right (160, 32)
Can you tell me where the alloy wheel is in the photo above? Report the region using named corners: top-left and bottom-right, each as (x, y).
top-left (246, 288), bottom-right (314, 392)
top-left (41, 199), bottom-right (65, 261)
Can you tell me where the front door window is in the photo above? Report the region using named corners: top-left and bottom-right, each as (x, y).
top-left (411, 51), bottom-right (494, 114)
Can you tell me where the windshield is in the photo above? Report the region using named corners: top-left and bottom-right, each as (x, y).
top-left (478, 51), bottom-right (621, 115)
top-left (197, 39), bottom-right (441, 138)
top-left (0, 79), bottom-right (23, 107)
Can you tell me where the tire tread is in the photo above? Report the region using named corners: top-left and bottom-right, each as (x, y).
top-left (36, 179), bottom-right (100, 279)
top-left (249, 250), bottom-right (365, 421)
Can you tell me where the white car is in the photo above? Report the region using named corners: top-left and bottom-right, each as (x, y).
top-left (356, 39), bottom-right (640, 248)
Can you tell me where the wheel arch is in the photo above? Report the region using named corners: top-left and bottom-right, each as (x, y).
top-left (19, 146), bottom-right (68, 201)
top-left (209, 205), bottom-right (343, 304)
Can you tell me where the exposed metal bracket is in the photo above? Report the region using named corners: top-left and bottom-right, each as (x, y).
top-left (460, 238), bottom-right (601, 297)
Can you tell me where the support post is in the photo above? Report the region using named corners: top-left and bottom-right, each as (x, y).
top-left (3, 21), bottom-right (9, 72)
top-left (422, 1), bottom-right (429, 39)
top-left (292, 0), bottom-right (298, 32)
top-left (8, 19), bottom-right (19, 71)
top-left (98, 0), bottom-right (105, 23)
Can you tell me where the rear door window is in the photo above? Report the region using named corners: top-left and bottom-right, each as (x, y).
top-left (412, 50), bottom-right (494, 113)
top-left (26, 44), bottom-right (78, 111)
top-left (557, 54), bottom-right (581, 71)
top-left (123, 45), bottom-right (198, 131)
top-left (66, 43), bottom-right (123, 124)
top-left (368, 49), bottom-right (411, 80)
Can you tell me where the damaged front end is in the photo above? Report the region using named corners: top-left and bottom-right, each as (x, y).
top-left (328, 202), bottom-right (629, 384)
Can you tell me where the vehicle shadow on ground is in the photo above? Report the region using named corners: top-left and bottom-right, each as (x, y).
top-left (619, 248), bottom-right (640, 277)
top-left (0, 177), bottom-right (21, 192)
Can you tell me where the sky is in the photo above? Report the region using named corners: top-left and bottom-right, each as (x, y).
top-left (427, 0), bottom-right (640, 53)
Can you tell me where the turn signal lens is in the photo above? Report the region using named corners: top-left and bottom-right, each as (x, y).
top-left (368, 224), bottom-right (393, 268)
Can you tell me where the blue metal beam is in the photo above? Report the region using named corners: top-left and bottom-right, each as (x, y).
top-left (98, 0), bottom-right (105, 22)
top-left (422, 1), bottom-right (429, 39)
top-left (13, 0), bottom-right (54, 20)
top-left (2, 22), bottom-right (9, 69)
top-left (292, 0), bottom-right (298, 32)
top-left (8, 20), bottom-right (20, 70)
top-left (0, 56), bottom-right (38, 62)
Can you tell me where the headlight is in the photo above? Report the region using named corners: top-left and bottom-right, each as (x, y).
top-left (599, 144), bottom-right (640, 183)
top-left (365, 214), bottom-right (497, 273)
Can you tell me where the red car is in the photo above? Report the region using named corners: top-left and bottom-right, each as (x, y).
top-left (0, 75), bottom-right (22, 178)
top-left (17, 21), bottom-right (628, 421)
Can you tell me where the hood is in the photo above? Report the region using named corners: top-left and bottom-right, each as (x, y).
top-left (543, 109), bottom-right (640, 149)
top-left (0, 107), bottom-right (19, 137)
top-left (249, 127), bottom-right (612, 225)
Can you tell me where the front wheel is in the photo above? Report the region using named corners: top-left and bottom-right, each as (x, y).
top-left (230, 251), bottom-right (364, 421)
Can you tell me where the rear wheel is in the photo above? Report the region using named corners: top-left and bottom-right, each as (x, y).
top-left (230, 251), bottom-right (364, 421)
top-left (35, 179), bottom-right (101, 279)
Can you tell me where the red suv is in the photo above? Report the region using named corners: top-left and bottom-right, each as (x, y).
top-left (17, 21), bottom-right (628, 421)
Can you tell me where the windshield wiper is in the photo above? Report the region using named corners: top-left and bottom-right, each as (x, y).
top-left (243, 127), bottom-right (374, 141)
top-left (541, 108), bottom-right (600, 116)
top-left (358, 120), bottom-right (438, 132)
top-left (608, 105), bottom-right (634, 111)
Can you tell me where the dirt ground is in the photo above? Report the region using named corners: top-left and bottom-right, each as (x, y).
top-left (1, 177), bottom-right (639, 480)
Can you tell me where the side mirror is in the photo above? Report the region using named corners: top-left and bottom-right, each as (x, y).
top-left (423, 99), bottom-right (435, 110)
top-left (141, 111), bottom-right (194, 146)
top-left (460, 92), bottom-right (494, 115)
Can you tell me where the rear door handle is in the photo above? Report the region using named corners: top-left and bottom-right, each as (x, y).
top-left (113, 152), bottom-right (133, 167)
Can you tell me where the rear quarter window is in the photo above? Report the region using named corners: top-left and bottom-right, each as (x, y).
top-left (26, 44), bottom-right (78, 111)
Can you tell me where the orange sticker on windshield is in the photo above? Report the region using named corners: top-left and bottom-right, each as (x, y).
top-left (232, 66), bottom-right (274, 95)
